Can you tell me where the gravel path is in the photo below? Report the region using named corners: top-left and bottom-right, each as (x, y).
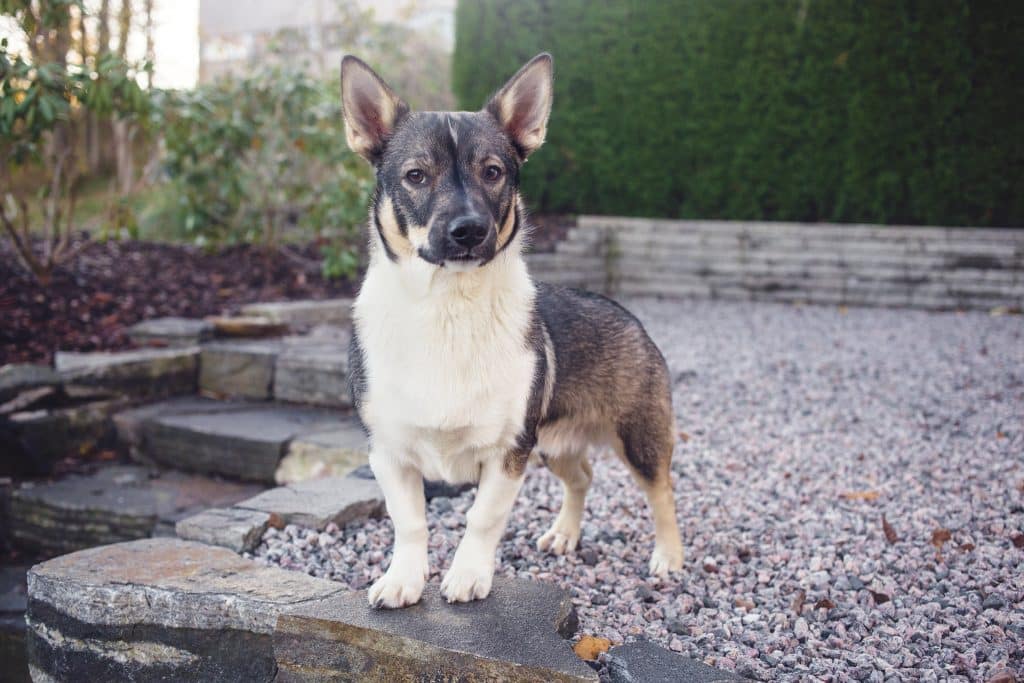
top-left (249, 298), bottom-right (1024, 681)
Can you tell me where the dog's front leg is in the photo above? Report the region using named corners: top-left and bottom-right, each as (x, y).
top-left (367, 451), bottom-right (429, 608)
top-left (441, 456), bottom-right (525, 603)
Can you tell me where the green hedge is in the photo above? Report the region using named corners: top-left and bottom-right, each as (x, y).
top-left (453, 0), bottom-right (1024, 226)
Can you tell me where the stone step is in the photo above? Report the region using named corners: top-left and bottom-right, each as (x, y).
top-left (127, 317), bottom-right (214, 348)
top-left (196, 329), bottom-right (352, 407)
top-left (7, 465), bottom-right (262, 556)
top-left (54, 346), bottom-right (198, 398)
top-left (26, 538), bottom-right (597, 682)
top-left (240, 297), bottom-right (353, 330)
top-left (176, 475), bottom-right (385, 553)
top-left (127, 398), bottom-right (365, 482)
top-left (199, 339), bottom-right (282, 400)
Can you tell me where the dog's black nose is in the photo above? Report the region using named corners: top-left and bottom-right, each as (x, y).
top-left (448, 216), bottom-right (487, 250)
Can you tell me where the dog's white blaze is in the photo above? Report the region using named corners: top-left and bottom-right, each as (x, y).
top-left (354, 240), bottom-right (537, 484)
top-left (447, 114), bottom-right (459, 146)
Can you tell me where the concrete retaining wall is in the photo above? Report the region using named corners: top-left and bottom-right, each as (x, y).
top-left (527, 216), bottom-right (1024, 311)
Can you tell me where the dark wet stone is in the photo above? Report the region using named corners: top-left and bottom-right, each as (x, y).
top-left (605, 640), bottom-right (738, 683)
top-left (0, 364), bottom-right (60, 403)
top-left (274, 577), bottom-right (594, 682)
top-left (0, 565), bottom-right (29, 683)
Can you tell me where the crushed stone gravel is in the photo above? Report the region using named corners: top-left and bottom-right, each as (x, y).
top-left (248, 298), bottom-right (1024, 681)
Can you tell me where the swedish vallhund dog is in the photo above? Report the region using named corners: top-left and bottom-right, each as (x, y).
top-left (341, 53), bottom-right (684, 608)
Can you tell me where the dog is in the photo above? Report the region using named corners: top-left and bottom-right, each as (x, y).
top-left (341, 53), bottom-right (684, 608)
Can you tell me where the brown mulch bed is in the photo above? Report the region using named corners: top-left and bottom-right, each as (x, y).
top-left (1, 216), bottom-right (575, 367)
top-left (1, 236), bottom-right (356, 366)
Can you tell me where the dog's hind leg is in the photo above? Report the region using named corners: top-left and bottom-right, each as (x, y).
top-left (616, 416), bottom-right (684, 577)
top-left (537, 450), bottom-right (592, 555)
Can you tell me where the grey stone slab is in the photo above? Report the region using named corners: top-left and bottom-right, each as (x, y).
top-left (236, 476), bottom-right (383, 529)
top-left (141, 404), bottom-right (348, 482)
top-left (55, 347), bottom-right (198, 397)
top-left (199, 339), bottom-right (282, 399)
top-left (241, 298), bottom-right (353, 329)
top-left (176, 507), bottom-right (270, 553)
top-left (26, 538), bottom-right (344, 683)
top-left (8, 465), bottom-right (262, 555)
top-left (605, 641), bottom-right (738, 683)
top-left (112, 397), bottom-right (251, 463)
top-left (276, 420), bottom-right (368, 484)
top-left (274, 336), bottom-right (351, 408)
top-left (274, 576), bottom-right (593, 682)
top-left (128, 317), bottom-right (214, 347)
top-left (0, 364), bottom-right (60, 403)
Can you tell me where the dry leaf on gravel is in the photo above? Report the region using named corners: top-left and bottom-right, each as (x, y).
top-left (573, 635), bottom-right (612, 661)
top-left (791, 589), bottom-right (806, 614)
top-left (931, 528), bottom-right (952, 549)
top-left (869, 590), bottom-right (891, 605)
top-left (839, 490), bottom-right (880, 501)
top-left (882, 515), bottom-right (899, 544)
top-left (814, 598), bottom-right (836, 610)
top-left (1011, 533), bottom-right (1024, 549)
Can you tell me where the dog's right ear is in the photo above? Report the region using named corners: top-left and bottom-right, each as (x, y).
top-left (341, 56), bottom-right (409, 164)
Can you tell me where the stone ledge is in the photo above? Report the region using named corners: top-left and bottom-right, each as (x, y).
top-left (26, 539), bottom-right (346, 682)
top-left (175, 507), bottom-right (271, 553)
top-left (235, 476), bottom-right (384, 530)
top-left (54, 347), bottom-right (198, 398)
top-left (128, 317), bottom-right (214, 348)
top-left (199, 339), bottom-right (282, 400)
top-left (8, 465), bottom-right (263, 555)
top-left (274, 577), bottom-right (596, 682)
top-left (241, 298), bottom-right (353, 329)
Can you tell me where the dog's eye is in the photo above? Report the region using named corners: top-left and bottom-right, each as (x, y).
top-left (483, 165), bottom-right (503, 182)
top-left (405, 169), bottom-right (426, 184)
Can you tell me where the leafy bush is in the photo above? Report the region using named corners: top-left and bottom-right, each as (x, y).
top-left (154, 65), bottom-right (372, 278)
top-left (1, 0), bottom-right (151, 284)
top-left (453, 0), bottom-right (1024, 227)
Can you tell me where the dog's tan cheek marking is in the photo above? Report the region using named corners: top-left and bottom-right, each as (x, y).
top-left (377, 194), bottom-right (413, 260)
top-left (407, 223), bottom-right (430, 250)
top-left (495, 194), bottom-right (519, 251)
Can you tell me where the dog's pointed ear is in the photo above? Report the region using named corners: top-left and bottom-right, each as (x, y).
top-left (341, 55), bottom-right (409, 164)
top-left (485, 53), bottom-right (553, 160)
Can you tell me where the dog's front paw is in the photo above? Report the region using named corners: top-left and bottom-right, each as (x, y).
top-left (368, 564), bottom-right (427, 609)
top-left (648, 543), bottom-right (684, 577)
top-left (440, 561), bottom-right (494, 603)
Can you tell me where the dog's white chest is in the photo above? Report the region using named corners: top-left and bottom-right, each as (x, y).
top-left (354, 257), bottom-right (537, 482)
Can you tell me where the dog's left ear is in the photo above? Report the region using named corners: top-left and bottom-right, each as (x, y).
top-left (485, 53), bottom-right (553, 160)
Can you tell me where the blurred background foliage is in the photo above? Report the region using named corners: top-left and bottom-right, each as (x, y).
top-left (454, 0), bottom-right (1024, 227)
top-left (2, 0), bottom-right (453, 285)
